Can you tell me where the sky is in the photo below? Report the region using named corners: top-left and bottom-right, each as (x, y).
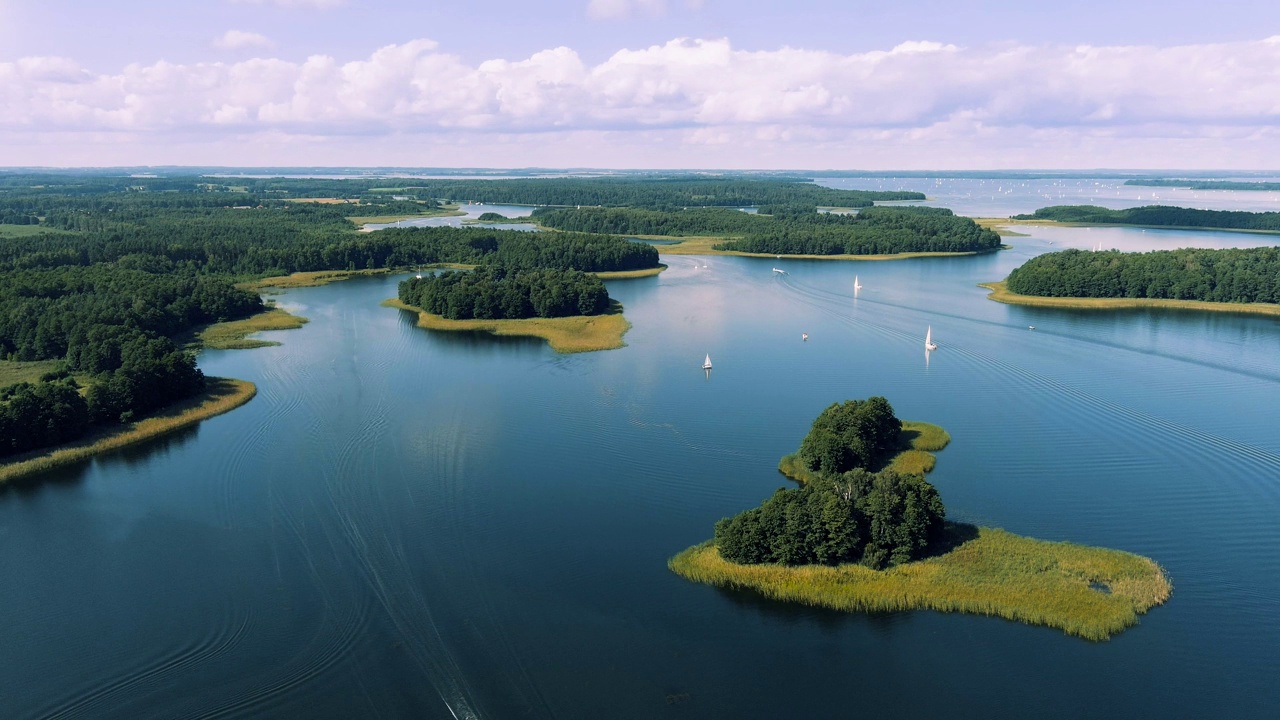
top-left (1, 0), bottom-right (1279, 169)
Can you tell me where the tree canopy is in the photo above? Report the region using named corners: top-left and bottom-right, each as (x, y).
top-left (1015, 205), bottom-right (1280, 232)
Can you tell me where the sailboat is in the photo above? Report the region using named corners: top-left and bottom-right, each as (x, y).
top-left (854, 275), bottom-right (863, 292)
top-left (772, 267), bottom-right (786, 274)
top-left (702, 354), bottom-right (713, 370)
top-left (925, 326), bottom-right (937, 351)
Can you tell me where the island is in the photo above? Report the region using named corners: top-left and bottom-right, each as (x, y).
top-left (389, 268), bottom-right (631, 353)
top-left (981, 247), bottom-right (1280, 316)
top-left (669, 396), bottom-right (1172, 640)
top-left (1012, 205), bottom-right (1280, 233)
top-left (1124, 179), bottom-right (1280, 192)
top-left (533, 205), bottom-right (1003, 259)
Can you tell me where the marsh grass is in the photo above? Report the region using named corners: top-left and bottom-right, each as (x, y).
top-left (238, 269), bottom-right (398, 291)
top-left (594, 265), bottom-right (668, 280)
top-left (384, 298), bottom-right (631, 353)
top-left (195, 308), bottom-right (309, 350)
top-left (981, 281), bottom-right (1280, 317)
top-left (669, 525), bottom-right (1171, 641)
top-left (778, 420), bottom-right (951, 481)
top-left (0, 378), bottom-right (256, 485)
top-left (0, 360), bottom-right (66, 388)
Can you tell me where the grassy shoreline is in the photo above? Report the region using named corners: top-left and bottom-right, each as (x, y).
top-left (778, 420), bottom-right (951, 482)
top-left (669, 526), bottom-right (1171, 641)
top-left (980, 281), bottom-right (1280, 317)
top-left (0, 377), bottom-right (257, 485)
top-left (981, 217), bottom-right (1280, 236)
top-left (384, 298), bottom-right (631, 353)
top-left (594, 264), bottom-right (667, 280)
top-left (194, 307), bottom-right (310, 350)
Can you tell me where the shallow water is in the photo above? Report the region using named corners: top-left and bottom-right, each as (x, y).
top-left (2, 210), bottom-right (1280, 718)
top-left (364, 203), bottom-right (539, 232)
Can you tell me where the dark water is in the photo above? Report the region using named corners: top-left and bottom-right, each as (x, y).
top-left (3, 225), bottom-right (1280, 718)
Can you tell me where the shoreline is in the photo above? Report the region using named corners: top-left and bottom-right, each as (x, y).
top-left (977, 217), bottom-right (1280, 237)
top-left (193, 307), bottom-right (310, 350)
top-left (980, 281), bottom-right (1280, 317)
top-left (0, 377), bottom-right (257, 486)
top-left (384, 298), bottom-right (631, 353)
top-left (594, 264), bottom-right (667, 280)
top-left (669, 525), bottom-right (1171, 641)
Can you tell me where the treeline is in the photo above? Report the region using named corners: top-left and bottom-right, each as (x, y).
top-left (718, 207), bottom-right (1001, 255)
top-left (1124, 179), bottom-right (1280, 192)
top-left (1005, 247), bottom-right (1280, 304)
top-left (398, 267), bottom-right (610, 320)
top-left (0, 336), bottom-right (206, 458)
top-left (0, 212), bottom-right (657, 276)
top-left (533, 205), bottom-right (1001, 255)
top-left (714, 397), bottom-right (945, 569)
top-left (0, 173), bottom-right (923, 209)
top-left (1014, 205), bottom-right (1280, 232)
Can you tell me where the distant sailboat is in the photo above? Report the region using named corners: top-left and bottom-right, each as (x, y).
top-left (925, 326), bottom-right (937, 351)
top-left (772, 267), bottom-right (786, 274)
top-left (854, 275), bottom-right (863, 292)
top-left (802, 333), bottom-right (809, 341)
top-left (702, 354), bottom-right (713, 370)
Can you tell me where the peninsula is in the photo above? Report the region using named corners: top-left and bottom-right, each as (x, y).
top-left (670, 397), bottom-right (1171, 640)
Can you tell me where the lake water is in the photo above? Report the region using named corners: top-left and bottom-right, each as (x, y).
top-left (363, 203), bottom-right (540, 233)
top-left (3, 187), bottom-right (1280, 718)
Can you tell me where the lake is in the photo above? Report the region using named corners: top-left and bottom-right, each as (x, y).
top-left (2, 190), bottom-right (1279, 718)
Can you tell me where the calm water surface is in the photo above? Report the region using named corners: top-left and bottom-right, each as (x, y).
top-left (3, 204), bottom-right (1280, 718)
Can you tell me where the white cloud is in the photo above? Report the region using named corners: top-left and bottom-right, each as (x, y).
top-left (3, 35), bottom-right (1280, 167)
top-left (213, 30), bottom-right (274, 51)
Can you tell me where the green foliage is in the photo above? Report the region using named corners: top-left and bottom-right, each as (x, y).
top-left (1015, 204), bottom-right (1280, 231)
top-left (533, 205), bottom-right (1000, 256)
top-left (398, 267), bottom-right (610, 320)
top-left (1006, 247), bottom-right (1280, 303)
top-left (0, 380), bottom-right (90, 456)
top-left (1124, 179), bottom-right (1280, 192)
top-left (713, 469), bottom-right (945, 569)
top-left (798, 396), bottom-right (901, 474)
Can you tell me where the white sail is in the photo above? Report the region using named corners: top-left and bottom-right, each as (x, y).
top-left (854, 275), bottom-right (862, 291)
top-left (925, 326), bottom-right (937, 351)
top-left (703, 354), bottom-right (713, 370)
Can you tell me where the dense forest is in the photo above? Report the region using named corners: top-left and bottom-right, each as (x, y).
top-left (1124, 179), bottom-right (1280, 191)
top-left (534, 205), bottom-right (1001, 256)
top-left (398, 267), bottom-right (610, 320)
top-left (1005, 247), bottom-right (1280, 303)
top-left (1015, 205), bottom-right (1280, 232)
top-left (714, 397), bottom-right (945, 569)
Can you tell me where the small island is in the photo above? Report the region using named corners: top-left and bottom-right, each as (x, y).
top-left (670, 397), bottom-right (1171, 640)
top-left (389, 267), bottom-right (631, 353)
top-left (1012, 205), bottom-right (1280, 234)
top-left (982, 247), bottom-right (1280, 317)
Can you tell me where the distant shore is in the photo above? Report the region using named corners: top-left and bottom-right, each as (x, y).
top-left (384, 298), bottom-right (631, 353)
top-left (0, 378), bottom-right (257, 485)
top-left (980, 281), bottom-right (1280, 317)
top-left (644, 234), bottom-right (1001, 260)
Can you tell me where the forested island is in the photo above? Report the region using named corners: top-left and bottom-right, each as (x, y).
top-left (1013, 205), bottom-right (1280, 233)
top-left (670, 396), bottom-right (1172, 640)
top-left (983, 247), bottom-right (1280, 314)
top-left (534, 205), bottom-right (1002, 258)
top-left (1124, 179), bottom-right (1280, 192)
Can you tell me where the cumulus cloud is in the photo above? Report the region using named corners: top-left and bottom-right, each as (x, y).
top-left (2, 35), bottom-right (1280, 166)
top-left (213, 30), bottom-right (274, 51)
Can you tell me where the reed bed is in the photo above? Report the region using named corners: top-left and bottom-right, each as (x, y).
top-left (384, 298), bottom-right (631, 353)
top-left (196, 308), bottom-right (309, 350)
top-left (238, 269), bottom-right (395, 291)
top-left (980, 282), bottom-right (1280, 317)
top-left (0, 378), bottom-right (256, 485)
top-left (593, 265), bottom-right (668, 280)
top-left (669, 526), bottom-right (1172, 641)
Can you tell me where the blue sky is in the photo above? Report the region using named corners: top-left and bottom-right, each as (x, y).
top-left (2, 0), bottom-right (1278, 168)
